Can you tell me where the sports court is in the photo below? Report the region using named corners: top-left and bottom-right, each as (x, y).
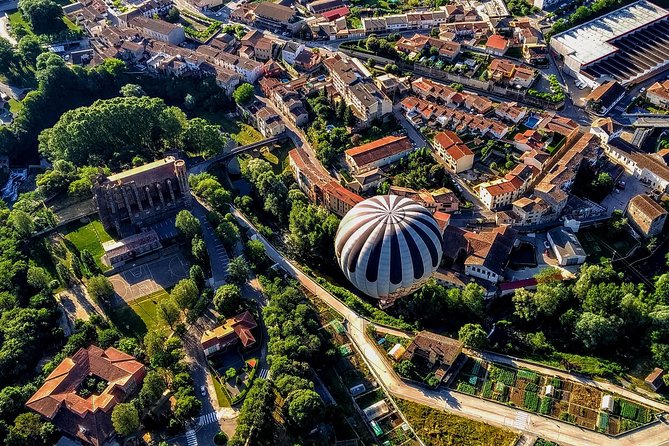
top-left (109, 254), bottom-right (190, 304)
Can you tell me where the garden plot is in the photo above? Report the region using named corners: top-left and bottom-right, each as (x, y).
top-left (449, 357), bottom-right (658, 436)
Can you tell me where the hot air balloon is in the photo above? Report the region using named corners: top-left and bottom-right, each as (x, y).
top-left (334, 195), bottom-right (443, 306)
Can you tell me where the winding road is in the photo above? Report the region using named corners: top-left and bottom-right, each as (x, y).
top-left (229, 205), bottom-right (669, 446)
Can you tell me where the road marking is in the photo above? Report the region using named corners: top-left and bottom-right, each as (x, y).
top-left (258, 368), bottom-right (270, 379)
top-left (186, 429), bottom-right (198, 446)
top-left (513, 411), bottom-right (529, 430)
top-left (197, 411), bottom-right (219, 426)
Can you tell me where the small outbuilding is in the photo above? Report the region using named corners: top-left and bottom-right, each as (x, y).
top-left (388, 343), bottom-right (407, 361)
top-left (644, 367), bottom-right (665, 391)
top-left (627, 194), bottom-right (667, 238)
top-left (363, 400), bottom-right (390, 420)
top-left (547, 227), bottom-right (586, 266)
top-left (601, 394), bottom-right (614, 412)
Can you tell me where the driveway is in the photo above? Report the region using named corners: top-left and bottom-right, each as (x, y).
top-left (600, 173), bottom-right (650, 215)
top-left (0, 14), bottom-right (15, 45)
top-left (192, 199), bottom-right (229, 288)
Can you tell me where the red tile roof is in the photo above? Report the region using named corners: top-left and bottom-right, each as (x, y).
top-left (323, 181), bottom-right (364, 207)
top-left (500, 278), bottom-right (537, 291)
top-left (486, 34), bottom-right (509, 50)
top-left (345, 136), bottom-right (413, 167)
top-left (26, 346), bottom-right (146, 446)
top-left (320, 5), bottom-right (349, 20)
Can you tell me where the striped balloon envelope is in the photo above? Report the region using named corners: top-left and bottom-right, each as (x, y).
top-left (334, 195), bottom-right (443, 306)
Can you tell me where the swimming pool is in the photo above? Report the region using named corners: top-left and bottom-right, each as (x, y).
top-left (524, 116), bottom-right (541, 129)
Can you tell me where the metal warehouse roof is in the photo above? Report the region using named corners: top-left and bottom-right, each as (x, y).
top-left (552, 0), bottom-right (669, 65)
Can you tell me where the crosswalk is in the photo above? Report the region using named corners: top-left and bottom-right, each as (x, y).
top-left (513, 411), bottom-right (529, 430)
top-left (197, 411), bottom-right (219, 426)
top-left (185, 429), bottom-right (197, 446)
top-left (258, 368), bottom-right (270, 379)
top-left (612, 105), bottom-right (626, 114)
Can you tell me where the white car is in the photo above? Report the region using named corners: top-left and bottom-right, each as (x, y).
top-left (200, 385), bottom-right (206, 396)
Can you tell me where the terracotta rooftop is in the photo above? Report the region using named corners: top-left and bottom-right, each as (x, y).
top-left (629, 194), bottom-right (666, 221)
top-left (647, 80), bottom-right (669, 102)
top-left (345, 135), bottom-right (413, 167)
top-left (201, 310), bottom-right (258, 350)
top-left (26, 346), bottom-right (146, 446)
top-left (323, 181), bottom-right (364, 207)
top-left (486, 34), bottom-right (509, 50)
top-left (402, 331), bottom-right (462, 366)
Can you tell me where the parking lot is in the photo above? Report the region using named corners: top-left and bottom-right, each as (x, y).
top-left (600, 173), bottom-right (651, 215)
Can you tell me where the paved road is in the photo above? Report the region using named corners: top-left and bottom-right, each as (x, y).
top-left (0, 13), bottom-right (16, 45)
top-left (231, 205), bottom-right (669, 446)
top-left (0, 1), bottom-right (17, 12)
top-left (192, 199), bottom-right (229, 288)
top-left (254, 94), bottom-right (332, 180)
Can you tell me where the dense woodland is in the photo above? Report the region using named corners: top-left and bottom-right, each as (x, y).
top-left (0, 43), bottom-right (232, 165)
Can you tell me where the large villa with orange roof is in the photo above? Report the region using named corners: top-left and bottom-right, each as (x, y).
top-left (201, 311), bottom-right (258, 356)
top-left (26, 346), bottom-right (146, 446)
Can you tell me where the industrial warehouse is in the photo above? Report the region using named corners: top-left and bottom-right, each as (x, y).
top-left (550, 0), bottom-right (669, 86)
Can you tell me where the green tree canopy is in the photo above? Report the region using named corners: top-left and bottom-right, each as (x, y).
top-left (232, 83), bottom-right (254, 105)
top-left (458, 323), bottom-right (488, 349)
top-left (213, 284), bottom-right (242, 317)
top-left (175, 210), bottom-right (201, 239)
top-left (157, 298), bottom-right (180, 329)
top-left (171, 279), bottom-right (199, 311)
top-left (227, 256), bottom-right (249, 285)
top-left (111, 403), bottom-right (139, 436)
top-left (120, 83), bottom-right (146, 97)
top-left (18, 0), bottom-right (64, 34)
top-left (87, 275), bottom-right (114, 304)
top-left (286, 389), bottom-right (324, 430)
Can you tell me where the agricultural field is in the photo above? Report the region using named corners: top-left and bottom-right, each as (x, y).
top-left (450, 358), bottom-right (658, 435)
top-left (397, 398), bottom-right (519, 446)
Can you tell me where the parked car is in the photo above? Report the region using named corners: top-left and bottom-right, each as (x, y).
top-left (640, 87), bottom-right (646, 93)
top-left (617, 180), bottom-right (626, 190)
top-left (200, 385), bottom-right (206, 396)
top-left (543, 241), bottom-right (551, 251)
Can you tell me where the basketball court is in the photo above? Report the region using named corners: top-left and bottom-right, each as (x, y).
top-left (109, 254), bottom-right (190, 304)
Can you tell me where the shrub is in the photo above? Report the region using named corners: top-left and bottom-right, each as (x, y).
top-left (539, 397), bottom-right (552, 415)
top-left (457, 382), bottom-right (476, 395)
top-left (523, 391), bottom-right (539, 412)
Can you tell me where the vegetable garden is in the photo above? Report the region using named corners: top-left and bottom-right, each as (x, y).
top-left (449, 358), bottom-right (658, 435)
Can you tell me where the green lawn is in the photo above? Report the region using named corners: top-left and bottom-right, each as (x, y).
top-left (197, 112), bottom-right (264, 146)
top-left (212, 373), bottom-right (232, 407)
top-left (8, 11), bottom-right (31, 35)
top-left (64, 219), bottom-right (112, 271)
top-left (231, 123), bottom-right (263, 146)
top-left (108, 289), bottom-right (171, 338)
top-left (578, 228), bottom-right (639, 262)
top-left (63, 16), bottom-right (80, 31)
top-left (8, 9), bottom-right (79, 36)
